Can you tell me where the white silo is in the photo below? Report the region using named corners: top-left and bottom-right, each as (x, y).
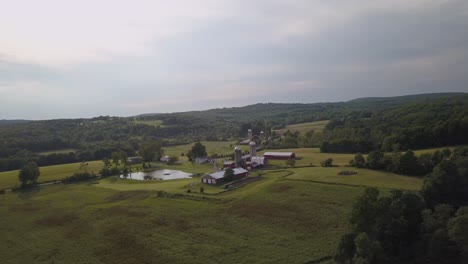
top-left (260, 131), bottom-right (264, 140)
top-left (234, 147), bottom-right (242, 166)
top-left (247, 129), bottom-right (252, 139)
top-left (249, 141), bottom-right (257, 158)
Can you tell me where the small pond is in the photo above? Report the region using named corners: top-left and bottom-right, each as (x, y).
top-left (121, 169), bottom-right (193, 181)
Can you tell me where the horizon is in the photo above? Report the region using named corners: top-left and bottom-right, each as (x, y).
top-left (0, 91), bottom-right (465, 121)
top-left (1, 0), bottom-right (468, 119)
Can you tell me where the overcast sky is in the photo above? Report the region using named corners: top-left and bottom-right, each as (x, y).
top-left (1, 0), bottom-right (468, 119)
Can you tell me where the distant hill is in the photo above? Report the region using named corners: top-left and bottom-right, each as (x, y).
top-left (0, 119), bottom-right (31, 125)
top-left (348, 92), bottom-right (466, 104)
top-left (0, 92), bottom-right (467, 172)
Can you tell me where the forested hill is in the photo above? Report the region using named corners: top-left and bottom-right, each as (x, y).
top-left (0, 93), bottom-right (467, 171)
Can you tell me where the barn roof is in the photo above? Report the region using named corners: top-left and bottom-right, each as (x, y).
top-left (204, 168), bottom-right (248, 179)
top-left (263, 152), bottom-right (294, 157)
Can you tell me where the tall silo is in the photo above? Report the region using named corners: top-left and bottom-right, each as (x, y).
top-left (234, 147), bottom-right (242, 167)
top-left (247, 129), bottom-right (252, 139)
top-left (249, 141), bottom-right (257, 158)
top-left (260, 131), bottom-right (264, 140)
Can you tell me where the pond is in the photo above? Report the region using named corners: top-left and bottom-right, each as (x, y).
top-left (121, 169), bottom-right (193, 181)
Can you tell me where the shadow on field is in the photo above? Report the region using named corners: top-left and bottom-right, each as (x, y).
top-left (15, 186), bottom-right (41, 200)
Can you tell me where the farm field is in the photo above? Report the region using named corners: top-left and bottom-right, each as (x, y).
top-left (131, 119), bottom-right (165, 127)
top-left (0, 170), bottom-right (365, 264)
top-left (286, 167), bottom-right (422, 191)
top-left (273, 120), bottom-right (329, 135)
top-left (0, 161), bottom-right (104, 189)
top-left (261, 148), bottom-right (358, 166)
top-left (0, 148), bottom-right (429, 263)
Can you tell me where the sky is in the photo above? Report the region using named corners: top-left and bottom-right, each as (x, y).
top-left (1, 0), bottom-right (468, 119)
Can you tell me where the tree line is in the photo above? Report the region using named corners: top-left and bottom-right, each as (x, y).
top-left (335, 147), bottom-right (468, 263)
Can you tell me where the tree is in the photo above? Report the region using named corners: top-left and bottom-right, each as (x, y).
top-left (111, 151), bottom-right (121, 166)
top-left (350, 153), bottom-right (366, 168)
top-left (285, 158), bottom-right (296, 167)
top-left (367, 150), bottom-right (385, 170)
top-left (18, 161), bottom-right (40, 186)
top-left (188, 142), bottom-right (207, 159)
top-left (168, 156), bottom-right (179, 165)
top-left (321, 158), bottom-right (333, 167)
top-left (139, 140), bottom-right (163, 163)
top-left (224, 168), bottom-right (235, 182)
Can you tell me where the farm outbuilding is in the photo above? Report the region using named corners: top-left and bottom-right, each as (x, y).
top-left (201, 168), bottom-right (249, 185)
top-left (263, 152), bottom-right (296, 160)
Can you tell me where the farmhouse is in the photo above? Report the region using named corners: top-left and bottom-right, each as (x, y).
top-left (201, 168), bottom-right (249, 185)
top-left (263, 151), bottom-right (296, 160)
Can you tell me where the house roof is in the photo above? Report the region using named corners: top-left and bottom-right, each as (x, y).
top-left (263, 152), bottom-right (294, 157)
top-left (205, 168), bottom-right (248, 179)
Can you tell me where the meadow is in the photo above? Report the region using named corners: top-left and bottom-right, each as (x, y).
top-left (0, 142), bottom-right (429, 263)
top-left (273, 120), bottom-right (329, 135)
top-left (0, 161), bottom-right (104, 189)
top-left (1, 170), bottom-right (364, 264)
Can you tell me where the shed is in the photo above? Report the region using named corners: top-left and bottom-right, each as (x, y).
top-left (263, 152), bottom-right (296, 160)
top-left (201, 168), bottom-right (249, 185)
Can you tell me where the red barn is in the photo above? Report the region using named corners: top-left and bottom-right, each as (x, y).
top-left (263, 152), bottom-right (296, 160)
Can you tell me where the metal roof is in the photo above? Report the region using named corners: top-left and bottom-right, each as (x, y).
top-left (263, 152), bottom-right (294, 156)
top-left (205, 168), bottom-right (248, 179)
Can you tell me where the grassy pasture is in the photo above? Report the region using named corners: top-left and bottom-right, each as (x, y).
top-left (273, 120), bottom-right (329, 135)
top-left (286, 167), bottom-right (423, 191)
top-left (132, 119), bottom-right (165, 127)
top-left (0, 161), bottom-right (104, 189)
top-left (261, 148), bottom-right (358, 166)
top-left (0, 171), bottom-right (363, 264)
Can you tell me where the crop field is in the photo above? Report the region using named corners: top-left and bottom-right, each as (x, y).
top-left (273, 120), bottom-right (329, 135)
top-left (0, 161), bottom-right (104, 189)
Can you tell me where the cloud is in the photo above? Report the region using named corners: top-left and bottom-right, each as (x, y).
top-left (0, 0), bottom-right (467, 119)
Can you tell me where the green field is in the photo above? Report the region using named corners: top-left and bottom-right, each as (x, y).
top-left (261, 148), bottom-right (358, 166)
top-left (0, 170), bottom-right (363, 264)
top-left (273, 120), bottom-right (329, 135)
top-left (286, 167), bottom-right (422, 191)
top-left (0, 161), bottom-right (104, 189)
top-left (131, 119), bottom-right (165, 127)
top-left (0, 147), bottom-right (427, 263)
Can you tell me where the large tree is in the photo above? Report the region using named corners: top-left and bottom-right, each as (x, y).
top-left (139, 141), bottom-right (163, 163)
top-left (18, 161), bottom-right (40, 186)
top-left (188, 142), bottom-right (207, 159)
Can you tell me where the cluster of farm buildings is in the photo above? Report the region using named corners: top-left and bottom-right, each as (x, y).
top-left (201, 129), bottom-right (295, 185)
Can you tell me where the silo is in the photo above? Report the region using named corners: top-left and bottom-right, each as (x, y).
top-left (260, 131), bottom-right (264, 140)
top-left (249, 141), bottom-right (257, 158)
top-left (234, 147), bottom-right (242, 166)
top-left (247, 129), bottom-right (252, 139)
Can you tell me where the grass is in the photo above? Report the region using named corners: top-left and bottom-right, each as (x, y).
top-left (261, 148), bottom-right (358, 166)
top-left (0, 151), bottom-right (426, 263)
top-left (0, 171), bottom-right (362, 264)
top-left (0, 161), bottom-right (104, 189)
top-left (132, 119), bottom-right (165, 127)
top-left (286, 167), bottom-right (423, 191)
top-left (273, 120), bottom-right (329, 135)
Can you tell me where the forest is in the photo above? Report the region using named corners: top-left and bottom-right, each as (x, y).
top-left (0, 93), bottom-right (466, 172)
